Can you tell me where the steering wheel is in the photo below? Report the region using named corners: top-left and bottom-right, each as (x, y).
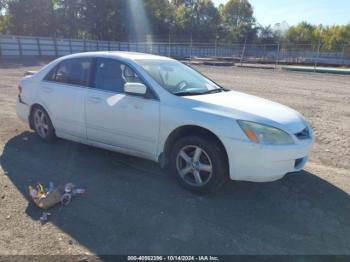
top-left (176, 80), bottom-right (188, 91)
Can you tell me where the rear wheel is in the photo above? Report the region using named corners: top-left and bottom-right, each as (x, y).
top-left (31, 106), bottom-right (55, 142)
top-left (170, 135), bottom-right (228, 194)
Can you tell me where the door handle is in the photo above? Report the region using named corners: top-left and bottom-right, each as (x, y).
top-left (88, 97), bottom-right (102, 104)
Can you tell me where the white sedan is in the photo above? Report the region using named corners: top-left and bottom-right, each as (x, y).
top-left (16, 52), bottom-right (313, 193)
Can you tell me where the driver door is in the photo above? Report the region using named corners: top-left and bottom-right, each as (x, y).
top-left (85, 58), bottom-right (160, 158)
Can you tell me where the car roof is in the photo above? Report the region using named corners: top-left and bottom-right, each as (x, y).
top-left (61, 51), bottom-right (173, 62)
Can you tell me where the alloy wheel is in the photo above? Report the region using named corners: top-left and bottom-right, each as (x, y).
top-left (176, 145), bottom-right (213, 187)
top-left (33, 109), bottom-right (49, 138)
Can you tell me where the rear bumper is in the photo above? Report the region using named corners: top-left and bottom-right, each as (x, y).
top-left (16, 95), bottom-right (30, 123)
top-left (220, 136), bottom-right (313, 182)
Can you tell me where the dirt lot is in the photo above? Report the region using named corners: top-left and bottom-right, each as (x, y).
top-left (0, 62), bottom-right (349, 256)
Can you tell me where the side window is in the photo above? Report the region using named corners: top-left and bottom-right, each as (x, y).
top-left (94, 58), bottom-right (142, 93)
top-left (45, 58), bottom-right (92, 87)
top-left (121, 64), bottom-right (141, 84)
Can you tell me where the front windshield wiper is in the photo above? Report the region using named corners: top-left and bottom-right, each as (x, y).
top-left (173, 91), bottom-right (203, 96)
top-left (200, 89), bottom-right (224, 94)
top-left (174, 89), bottom-right (224, 96)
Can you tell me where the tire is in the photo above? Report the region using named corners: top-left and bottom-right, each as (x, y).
top-left (31, 105), bottom-right (56, 142)
top-left (170, 135), bottom-right (228, 194)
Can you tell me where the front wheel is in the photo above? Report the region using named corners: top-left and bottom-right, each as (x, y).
top-left (31, 106), bottom-right (56, 142)
top-left (170, 136), bottom-right (228, 194)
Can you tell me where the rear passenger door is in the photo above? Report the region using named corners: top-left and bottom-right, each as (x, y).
top-left (40, 58), bottom-right (92, 138)
top-left (85, 58), bottom-right (160, 158)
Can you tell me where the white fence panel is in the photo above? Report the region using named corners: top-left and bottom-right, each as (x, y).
top-left (1, 34), bottom-right (350, 66)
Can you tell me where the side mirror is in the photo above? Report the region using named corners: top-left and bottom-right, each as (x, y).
top-left (124, 82), bottom-right (147, 96)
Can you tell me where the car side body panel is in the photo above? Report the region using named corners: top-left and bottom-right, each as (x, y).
top-left (85, 88), bottom-right (160, 158)
top-left (39, 81), bottom-right (87, 138)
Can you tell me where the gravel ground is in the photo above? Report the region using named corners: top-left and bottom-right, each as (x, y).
top-left (0, 63), bottom-right (349, 256)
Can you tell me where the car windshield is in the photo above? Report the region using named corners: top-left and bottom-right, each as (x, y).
top-left (135, 59), bottom-right (223, 96)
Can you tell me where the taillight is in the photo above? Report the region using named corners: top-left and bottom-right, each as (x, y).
top-left (18, 85), bottom-right (22, 94)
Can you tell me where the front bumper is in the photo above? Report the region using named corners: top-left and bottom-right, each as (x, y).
top-left (220, 136), bottom-right (313, 182)
top-left (16, 95), bottom-right (30, 123)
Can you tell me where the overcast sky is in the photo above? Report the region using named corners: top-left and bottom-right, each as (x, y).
top-left (213, 0), bottom-right (350, 26)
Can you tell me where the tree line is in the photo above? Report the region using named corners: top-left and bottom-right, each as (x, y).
top-left (0, 0), bottom-right (349, 51)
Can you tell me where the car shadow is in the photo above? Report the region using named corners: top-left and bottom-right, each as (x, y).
top-left (1, 132), bottom-right (350, 255)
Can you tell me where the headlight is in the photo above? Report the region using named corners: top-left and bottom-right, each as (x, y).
top-left (237, 120), bottom-right (294, 145)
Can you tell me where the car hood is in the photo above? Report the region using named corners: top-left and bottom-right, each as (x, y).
top-left (185, 90), bottom-right (306, 134)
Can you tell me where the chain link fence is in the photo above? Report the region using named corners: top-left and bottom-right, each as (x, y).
top-left (0, 34), bottom-right (349, 66)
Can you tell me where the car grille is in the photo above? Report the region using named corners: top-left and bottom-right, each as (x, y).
top-left (294, 127), bottom-right (310, 140)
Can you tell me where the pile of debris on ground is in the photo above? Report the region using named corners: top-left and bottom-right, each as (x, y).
top-left (28, 182), bottom-right (85, 223)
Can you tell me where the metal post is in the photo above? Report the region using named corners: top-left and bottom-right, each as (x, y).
top-left (53, 38), bottom-right (58, 57)
top-left (240, 34), bottom-right (248, 65)
top-left (275, 42), bottom-right (280, 69)
top-left (107, 41), bottom-right (111, 51)
top-left (189, 36), bottom-right (193, 60)
top-left (96, 40), bottom-right (99, 51)
top-left (83, 39), bottom-right (87, 52)
top-left (17, 37), bottom-right (23, 58)
top-left (69, 38), bottom-right (72, 54)
top-left (341, 44), bottom-right (345, 66)
top-left (314, 39), bottom-right (321, 72)
top-left (36, 38), bottom-right (42, 57)
top-left (215, 39), bottom-right (217, 57)
top-left (168, 32), bottom-right (171, 57)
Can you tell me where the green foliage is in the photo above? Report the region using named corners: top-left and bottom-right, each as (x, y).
top-left (321, 25), bottom-right (350, 51)
top-left (0, 17), bottom-right (7, 33)
top-left (220, 0), bottom-right (255, 42)
top-left (144, 0), bottom-right (174, 40)
top-left (54, 0), bottom-right (83, 38)
top-left (0, 0), bottom-right (8, 11)
top-left (0, 0), bottom-right (8, 33)
top-left (173, 0), bottom-right (221, 41)
top-left (7, 0), bottom-right (55, 36)
top-left (284, 22), bottom-right (318, 45)
top-left (0, 0), bottom-right (349, 51)
top-left (80, 0), bottom-right (128, 40)
top-left (257, 25), bottom-right (281, 44)
top-left (284, 22), bottom-right (350, 51)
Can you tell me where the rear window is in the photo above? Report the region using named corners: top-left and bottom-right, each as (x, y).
top-left (44, 58), bottom-right (92, 87)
